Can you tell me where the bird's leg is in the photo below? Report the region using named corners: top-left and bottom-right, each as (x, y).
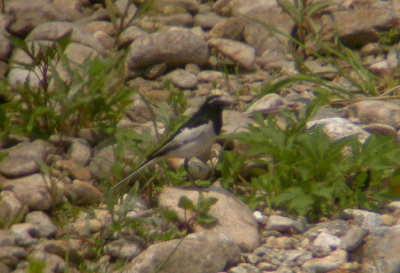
top-left (184, 158), bottom-right (196, 187)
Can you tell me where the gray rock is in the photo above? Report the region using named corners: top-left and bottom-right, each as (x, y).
top-left (25, 211), bottom-right (57, 238)
top-left (104, 239), bottom-right (142, 260)
top-left (55, 159), bottom-right (93, 181)
top-left (194, 12), bottom-right (224, 30)
top-left (340, 225), bottom-right (368, 251)
top-left (159, 186), bottom-right (260, 252)
top-left (343, 100), bottom-right (400, 130)
top-left (228, 263), bottom-right (260, 273)
top-left (209, 17), bottom-right (245, 41)
top-left (168, 69), bottom-right (198, 89)
top-left (266, 215), bottom-right (295, 232)
top-left (30, 249), bottom-right (65, 273)
top-left (0, 230), bottom-right (16, 247)
top-left (89, 145), bottom-right (116, 179)
top-left (42, 240), bottom-right (83, 265)
top-left (0, 246), bottom-right (27, 267)
top-left (4, 174), bottom-right (64, 211)
top-left (65, 180), bottom-right (103, 206)
top-left (5, 0), bottom-right (71, 35)
top-left (312, 232), bottom-right (341, 257)
top-left (0, 191), bottom-right (25, 224)
top-left (0, 140), bottom-right (55, 178)
top-left (387, 201), bottom-right (400, 211)
top-left (122, 232), bottom-right (240, 273)
top-left (306, 117), bottom-right (370, 143)
top-left (343, 209), bottom-right (383, 231)
top-left (246, 93), bottom-right (289, 115)
top-left (302, 249), bottom-right (347, 273)
top-left (361, 123), bottom-right (398, 139)
top-left (0, 261), bottom-right (10, 273)
top-left (208, 38), bottom-right (256, 70)
top-left (10, 223), bottom-right (39, 247)
top-left (361, 226), bottom-right (400, 273)
top-left (126, 29), bottom-right (209, 70)
top-left (119, 26), bottom-right (147, 48)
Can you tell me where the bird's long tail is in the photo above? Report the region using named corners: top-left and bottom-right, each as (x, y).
top-left (111, 158), bottom-right (160, 191)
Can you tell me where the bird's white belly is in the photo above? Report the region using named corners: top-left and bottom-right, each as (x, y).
top-left (167, 121), bottom-right (217, 159)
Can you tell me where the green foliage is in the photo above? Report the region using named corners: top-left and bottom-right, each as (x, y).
top-left (178, 193), bottom-right (218, 229)
top-left (27, 258), bottom-right (45, 273)
top-left (3, 34), bottom-right (134, 139)
top-left (227, 103), bottom-right (400, 221)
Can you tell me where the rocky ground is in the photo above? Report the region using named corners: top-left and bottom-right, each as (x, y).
top-left (1, 0), bottom-right (400, 272)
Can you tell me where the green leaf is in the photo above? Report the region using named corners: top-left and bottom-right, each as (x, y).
top-left (196, 213), bottom-right (217, 227)
top-left (178, 196), bottom-right (194, 210)
top-left (197, 193), bottom-right (218, 212)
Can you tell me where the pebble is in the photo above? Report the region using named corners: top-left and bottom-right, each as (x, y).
top-left (267, 215), bottom-right (295, 232)
top-left (302, 249), bottom-right (347, 272)
top-left (25, 211), bottom-right (58, 239)
top-left (104, 239), bottom-right (142, 260)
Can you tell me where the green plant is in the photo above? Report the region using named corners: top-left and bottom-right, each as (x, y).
top-left (3, 34), bottom-right (134, 139)
top-left (178, 193), bottom-right (218, 229)
top-left (226, 100), bottom-right (400, 221)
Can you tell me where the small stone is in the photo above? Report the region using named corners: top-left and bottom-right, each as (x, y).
top-left (381, 214), bottom-right (396, 226)
top-left (10, 223), bottom-right (39, 247)
top-left (228, 263), bottom-right (260, 273)
top-left (257, 262), bottom-right (277, 271)
top-left (343, 209), bottom-right (383, 230)
top-left (0, 246), bottom-right (27, 267)
top-left (302, 249), bottom-right (348, 272)
top-left (42, 240), bottom-right (83, 265)
top-left (0, 191), bottom-right (25, 224)
top-left (313, 232), bottom-right (341, 255)
top-left (65, 180), bottom-right (102, 205)
top-left (30, 250), bottom-right (66, 273)
top-left (340, 225), bottom-right (368, 251)
top-left (267, 215), bottom-right (295, 232)
top-left (55, 159), bottom-right (93, 180)
top-left (169, 69), bottom-right (198, 89)
top-left (68, 139), bottom-right (92, 166)
top-left (71, 219), bottom-right (102, 236)
top-left (388, 201), bottom-right (400, 211)
top-left (0, 230), bottom-right (16, 246)
top-left (104, 239), bottom-right (142, 260)
top-left (25, 211), bottom-right (57, 238)
top-left (274, 236), bottom-right (297, 250)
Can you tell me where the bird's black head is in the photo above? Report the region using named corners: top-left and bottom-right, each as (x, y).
top-left (201, 95), bottom-right (233, 109)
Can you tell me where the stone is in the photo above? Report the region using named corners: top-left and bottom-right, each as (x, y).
top-left (71, 219), bottom-right (102, 236)
top-left (25, 211), bottom-right (57, 238)
top-left (361, 226), bottom-right (400, 273)
top-left (0, 230), bottom-right (16, 246)
top-left (343, 100), bottom-right (400, 130)
top-left (122, 232), bottom-right (240, 273)
top-left (168, 69), bottom-right (198, 89)
top-left (312, 232), bottom-right (341, 256)
top-left (65, 180), bottom-right (103, 205)
top-left (0, 156), bottom-right (40, 178)
top-left (30, 250), bottom-right (66, 273)
top-left (342, 209), bottom-right (383, 231)
top-left (194, 12), bottom-right (224, 30)
top-left (361, 123), bottom-right (398, 139)
top-left (42, 240), bottom-right (83, 265)
top-left (0, 246), bottom-right (27, 267)
top-left (3, 174), bottom-right (64, 211)
top-left (159, 186), bottom-right (260, 252)
top-left (228, 263), bottom-right (260, 273)
top-left (0, 191), bottom-right (25, 226)
top-left (89, 144), bottom-right (116, 179)
top-left (266, 215), bottom-right (295, 232)
top-left (306, 117), bottom-right (370, 143)
top-left (10, 223), bottom-right (39, 247)
top-left (55, 160), bottom-right (93, 181)
top-left (340, 225), bottom-right (368, 251)
top-left (302, 249), bottom-right (347, 273)
top-left (6, 0), bottom-right (71, 36)
top-left (68, 139), bottom-right (92, 166)
top-left (126, 29), bottom-right (209, 70)
top-left (104, 239), bottom-right (142, 260)
top-left (119, 26), bottom-right (148, 48)
top-left (246, 93), bottom-right (289, 115)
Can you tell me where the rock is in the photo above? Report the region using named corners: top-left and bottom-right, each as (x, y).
top-left (266, 215), bottom-right (295, 232)
top-left (119, 26), bottom-right (147, 48)
top-left (151, 0), bottom-right (200, 14)
top-left (6, 0), bottom-right (71, 36)
top-left (3, 174), bottom-right (64, 211)
top-left (0, 15), bottom-right (11, 60)
top-left (0, 246), bottom-right (27, 267)
top-left (168, 69), bottom-right (198, 89)
top-left (0, 230), bottom-right (16, 246)
top-left (65, 181), bottom-right (103, 205)
top-left (388, 201), bottom-right (400, 211)
top-left (158, 186), bottom-right (260, 252)
top-left (10, 223), bottom-right (39, 247)
top-left (312, 232), bottom-right (341, 257)
top-left (104, 239), bottom-right (142, 260)
top-left (68, 139), bottom-right (92, 166)
top-left (343, 100), bottom-right (400, 130)
top-left (361, 123), bottom-right (398, 139)
top-left (122, 232), bottom-right (240, 273)
top-left (0, 140), bottom-right (55, 178)
top-left (126, 29), bottom-right (209, 70)
top-left (89, 145), bottom-right (116, 179)
top-left (0, 191), bottom-right (25, 226)
top-left (306, 117), bottom-right (370, 143)
top-left (194, 12), bottom-right (224, 30)
top-left (246, 93), bottom-right (289, 115)
top-left (30, 250), bottom-right (66, 273)
top-left (25, 211), bottom-right (57, 238)
top-left (228, 263), bottom-right (260, 273)
top-left (71, 219), bottom-right (102, 236)
top-left (340, 225), bottom-right (368, 251)
top-left (302, 249), bottom-right (347, 273)
top-left (361, 226), bottom-right (400, 273)
top-left (42, 240), bottom-right (83, 265)
top-left (55, 159), bottom-right (93, 181)
top-left (209, 17), bottom-right (245, 41)
top-left (208, 38), bottom-right (256, 70)
top-left (342, 209), bottom-right (383, 231)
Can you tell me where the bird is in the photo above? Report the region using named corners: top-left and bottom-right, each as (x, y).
top-left (111, 94), bottom-right (233, 191)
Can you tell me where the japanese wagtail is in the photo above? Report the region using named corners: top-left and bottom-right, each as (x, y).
top-left (111, 95), bottom-right (233, 191)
